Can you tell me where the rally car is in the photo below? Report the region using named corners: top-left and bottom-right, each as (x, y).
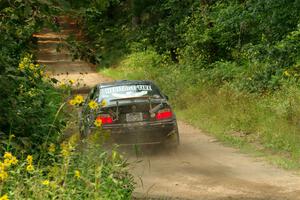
top-left (79, 80), bottom-right (179, 147)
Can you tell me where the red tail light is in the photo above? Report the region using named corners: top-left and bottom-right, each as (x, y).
top-left (96, 115), bottom-right (113, 124)
top-left (156, 109), bottom-right (172, 120)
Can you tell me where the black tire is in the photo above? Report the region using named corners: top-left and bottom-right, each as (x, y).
top-left (164, 125), bottom-right (180, 150)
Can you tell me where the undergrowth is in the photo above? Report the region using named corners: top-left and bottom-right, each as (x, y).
top-left (0, 132), bottom-right (134, 199)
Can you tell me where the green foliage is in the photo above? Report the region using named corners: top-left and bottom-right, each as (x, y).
top-left (66, 0), bottom-right (126, 65)
top-left (0, 1), bottom-right (67, 152)
top-left (0, 55), bottom-right (68, 152)
top-left (0, 134), bottom-right (134, 199)
top-left (72, 0), bottom-right (300, 93)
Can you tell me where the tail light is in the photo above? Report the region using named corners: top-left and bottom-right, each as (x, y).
top-left (156, 109), bottom-right (172, 120)
top-left (96, 114), bottom-right (113, 124)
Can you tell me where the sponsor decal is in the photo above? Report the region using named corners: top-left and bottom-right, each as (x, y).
top-left (101, 85), bottom-right (152, 94)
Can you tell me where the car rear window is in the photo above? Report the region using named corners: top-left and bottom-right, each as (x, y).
top-left (99, 84), bottom-right (162, 100)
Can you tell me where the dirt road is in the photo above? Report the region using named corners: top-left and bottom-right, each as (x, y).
top-left (35, 18), bottom-right (300, 200)
top-left (34, 17), bottom-right (111, 90)
top-left (131, 121), bottom-right (300, 200)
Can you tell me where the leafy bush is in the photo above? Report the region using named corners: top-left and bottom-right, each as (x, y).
top-left (0, 55), bottom-right (68, 152)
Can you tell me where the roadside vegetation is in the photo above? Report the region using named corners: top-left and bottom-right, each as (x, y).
top-left (0, 1), bottom-right (134, 199)
top-left (69, 0), bottom-right (300, 169)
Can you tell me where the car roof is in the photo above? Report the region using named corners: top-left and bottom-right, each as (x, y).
top-left (97, 80), bottom-right (156, 89)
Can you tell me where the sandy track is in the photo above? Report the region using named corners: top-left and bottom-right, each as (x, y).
top-left (131, 121), bottom-right (300, 200)
top-left (35, 17), bottom-right (300, 200)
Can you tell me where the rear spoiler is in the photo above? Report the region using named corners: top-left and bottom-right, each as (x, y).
top-left (107, 96), bottom-right (164, 120)
top-left (110, 96), bottom-right (153, 102)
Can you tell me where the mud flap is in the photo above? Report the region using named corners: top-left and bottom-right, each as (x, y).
top-left (164, 125), bottom-right (180, 149)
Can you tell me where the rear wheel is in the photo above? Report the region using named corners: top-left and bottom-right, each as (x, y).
top-left (164, 125), bottom-right (180, 150)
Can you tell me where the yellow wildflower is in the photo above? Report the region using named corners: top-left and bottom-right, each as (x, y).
top-left (29, 63), bottom-right (35, 70)
top-left (60, 142), bottom-right (71, 157)
top-left (101, 99), bottom-right (107, 107)
top-left (0, 194), bottom-right (9, 200)
top-left (69, 99), bottom-right (76, 106)
top-left (88, 100), bottom-right (98, 110)
top-left (10, 156), bottom-right (18, 165)
top-left (26, 164), bottom-right (34, 172)
top-left (18, 63), bottom-right (25, 70)
top-left (94, 118), bottom-right (102, 127)
top-left (3, 159), bottom-right (11, 168)
top-left (0, 162), bottom-right (5, 170)
top-left (42, 180), bottom-right (50, 186)
top-left (61, 148), bottom-right (70, 157)
top-left (59, 83), bottom-right (66, 88)
top-left (48, 143), bottom-right (56, 153)
top-left (3, 152), bottom-right (12, 159)
top-left (74, 95), bottom-right (84, 104)
top-left (283, 70), bottom-right (290, 77)
top-left (0, 171), bottom-right (8, 181)
top-left (69, 79), bottom-right (75, 85)
top-left (74, 170), bottom-right (80, 179)
top-left (26, 155), bottom-right (33, 165)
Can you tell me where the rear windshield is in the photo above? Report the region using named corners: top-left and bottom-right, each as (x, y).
top-left (99, 84), bottom-right (162, 101)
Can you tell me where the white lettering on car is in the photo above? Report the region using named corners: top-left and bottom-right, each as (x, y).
top-left (102, 85), bottom-right (152, 94)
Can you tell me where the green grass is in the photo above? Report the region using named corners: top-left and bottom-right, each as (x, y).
top-left (99, 51), bottom-right (300, 170)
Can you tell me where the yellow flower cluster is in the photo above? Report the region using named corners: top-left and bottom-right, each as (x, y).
top-left (88, 100), bottom-right (98, 110)
top-left (69, 95), bottom-right (84, 106)
top-left (283, 70), bottom-right (290, 77)
top-left (3, 152), bottom-right (18, 167)
top-left (42, 180), bottom-right (50, 186)
top-left (18, 55), bottom-right (44, 77)
top-left (0, 194), bottom-right (9, 200)
top-left (48, 143), bottom-right (56, 153)
top-left (94, 117), bottom-right (102, 127)
top-left (26, 155), bottom-right (34, 172)
top-left (74, 170), bottom-right (80, 179)
top-left (0, 152), bottom-right (18, 182)
top-left (69, 79), bottom-right (75, 85)
top-left (60, 142), bottom-right (73, 158)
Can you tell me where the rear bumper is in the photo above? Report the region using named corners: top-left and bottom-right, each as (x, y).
top-left (92, 120), bottom-right (177, 145)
